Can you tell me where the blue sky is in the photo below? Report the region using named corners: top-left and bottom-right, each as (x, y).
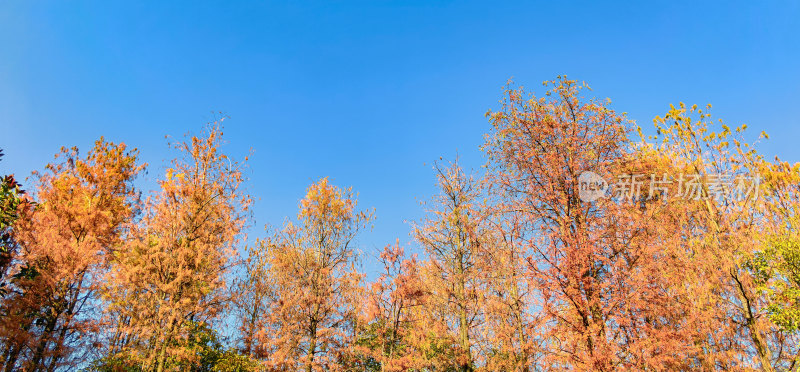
top-left (1, 1), bottom-right (798, 275)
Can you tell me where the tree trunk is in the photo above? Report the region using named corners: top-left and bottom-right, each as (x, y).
top-left (732, 271), bottom-right (774, 372)
top-left (458, 303), bottom-right (471, 372)
top-left (306, 319), bottom-right (318, 372)
top-left (155, 318), bottom-right (178, 372)
top-left (510, 278), bottom-right (529, 372)
top-left (29, 308), bottom-right (61, 371)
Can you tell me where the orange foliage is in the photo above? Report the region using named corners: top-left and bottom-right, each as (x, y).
top-left (1, 139), bottom-right (142, 371)
top-left (4, 77), bottom-right (800, 372)
top-left (103, 123), bottom-right (251, 371)
top-left (244, 178), bottom-right (371, 371)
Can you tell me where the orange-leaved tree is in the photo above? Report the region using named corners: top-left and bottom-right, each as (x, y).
top-left (103, 123), bottom-right (251, 372)
top-left (480, 201), bottom-right (539, 371)
top-left (0, 140), bottom-right (142, 371)
top-left (232, 237), bottom-right (276, 359)
top-left (357, 239), bottom-right (427, 371)
top-left (484, 77), bottom-right (711, 370)
top-left (250, 178), bottom-right (371, 371)
top-left (642, 103), bottom-right (800, 370)
top-left (413, 160), bottom-right (491, 371)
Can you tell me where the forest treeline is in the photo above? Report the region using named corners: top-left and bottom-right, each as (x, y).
top-left (2, 77), bottom-right (800, 371)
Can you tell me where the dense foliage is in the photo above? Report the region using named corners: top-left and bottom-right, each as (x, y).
top-left (2, 78), bottom-right (799, 371)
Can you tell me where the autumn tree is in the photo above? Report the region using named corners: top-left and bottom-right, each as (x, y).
top-left (413, 160), bottom-right (490, 371)
top-left (103, 123), bottom-right (251, 372)
top-left (641, 103), bottom-right (800, 370)
top-left (249, 178), bottom-right (371, 371)
top-left (485, 77), bottom-right (624, 369)
top-left (356, 239), bottom-right (427, 371)
top-left (0, 140), bottom-right (142, 371)
top-left (479, 205), bottom-right (539, 371)
top-left (483, 77), bottom-right (717, 370)
top-left (231, 238), bottom-right (276, 359)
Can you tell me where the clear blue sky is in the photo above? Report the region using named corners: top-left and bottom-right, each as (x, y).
top-left (1, 1), bottom-right (798, 274)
